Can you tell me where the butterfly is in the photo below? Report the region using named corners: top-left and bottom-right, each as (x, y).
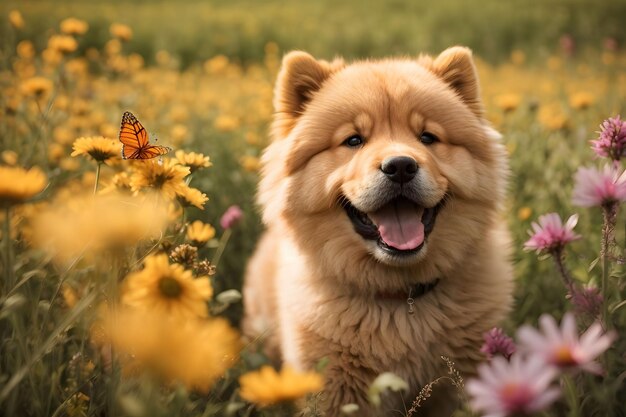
top-left (118, 111), bottom-right (172, 160)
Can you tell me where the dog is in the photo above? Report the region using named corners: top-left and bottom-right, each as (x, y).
top-left (242, 46), bottom-right (513, 416)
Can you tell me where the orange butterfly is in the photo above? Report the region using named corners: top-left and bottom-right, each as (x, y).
top-left (119, 111), bottom-right (172, 160)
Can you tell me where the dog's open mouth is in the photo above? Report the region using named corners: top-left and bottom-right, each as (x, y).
top-left (342, 196), bottom-right (444, 256)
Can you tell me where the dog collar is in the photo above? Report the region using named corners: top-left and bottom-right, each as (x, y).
top-left (377, 279), bottom-right (440, 314)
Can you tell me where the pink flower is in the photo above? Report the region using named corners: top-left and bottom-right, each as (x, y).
top-left (480, 328), bottom-right (516, 360)
top-left (517, 312), bottom-right (616, 374)
top-left (467, 355), bottom-right (560, 417)
top-left (591, 115), bottom-right (626, 161)
top-left (572, 165), bottom-right (626, 207)
top-left (523, 213), bottom-right (581, 253)
top-left (220, 205), bottom-right (243, 229)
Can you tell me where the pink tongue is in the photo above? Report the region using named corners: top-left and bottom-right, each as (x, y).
top-left (369, 200), bottom-right (425, 250)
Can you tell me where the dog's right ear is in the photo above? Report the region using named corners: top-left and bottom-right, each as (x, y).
top-left (272, 51), bottom-right (343, 138)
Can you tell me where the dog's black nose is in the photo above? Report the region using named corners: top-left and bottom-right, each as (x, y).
top-left (381, 156), bottom-right (418, 183)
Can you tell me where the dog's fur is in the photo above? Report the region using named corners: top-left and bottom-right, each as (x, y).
top-left (243, 47), bottom-right (513, 417)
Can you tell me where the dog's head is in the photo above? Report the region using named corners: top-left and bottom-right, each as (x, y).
top-left (259, 47), bottom-right (507, 273)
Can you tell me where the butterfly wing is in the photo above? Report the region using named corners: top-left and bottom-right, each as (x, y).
top-left (119, 112), bottom-right (170, 160)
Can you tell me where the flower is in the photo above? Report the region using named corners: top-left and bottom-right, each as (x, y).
top-left (480, 328), bottom-right (516, 360)
top-left (466, 355), bottom-right (560, 417)
top-left (106, 309), bottom-right (240, 392)
top-left (569, 91), bottom-right (594, 110)
top-left (568, 286), bottom-right (603, 318)
top-left (47, 35), bottom-right (78, 54)
top-left (176, 185), bottom-right (208, 209)
top-left (523, 213), bottom-right (580, 253)
top-left (110, 23), bottom-right (133, 41)
top-left (8, 10), bottom-right (24, 29)
top-left (572, 165), bottom-right (626, 207)
top-left (20, 77), bottom-right (53, 98)
top-left (494, 94), bottom-right (521, 113)
top-left (591, 115), bottom-right (626, 161)
top-left (0, 166), bottom-right (47, 207)
top-left (60, 17), bottom-right (89, 35)
top-left (173, 150), bottom-right (212, 174)
top-left (122, 254), bottom-right (212, 320)
top-left (187, 221), bottom-right (216, 246)
top-left (368, 372), bottom-right (409, 407)
top-left (239, 366), bottom-right (323, 406)
top-left (517, 312), bottom-right (616, 374)
top-left (130, 159), bottom-right (190, 199)
top-left (71, 136), bottom-right (120, 165)
top-left (220, 205), bottom-right (243, 229)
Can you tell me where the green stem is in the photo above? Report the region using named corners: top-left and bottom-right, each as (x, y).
top-left (3, 206), bottom-right (13, 296)
top-left (563, 374), bottom-right (580, 417)
top-left (93, 162), bottom-right (102, 195)
top-left (211, 228), bottom-right (232, 269)
top-left (600, 202), bottom-right (618, 330)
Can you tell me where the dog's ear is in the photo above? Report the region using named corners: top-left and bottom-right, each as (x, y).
top-left (427, 46), bottom-right (483, 118)
top-left (273, 51), bottom-right (343, 137)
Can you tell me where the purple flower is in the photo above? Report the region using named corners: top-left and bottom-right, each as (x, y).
top-left (220, 205), bottom-right (243, 230)
top-left (591, 115), bottom-right (626, 161)
top-left (517, 312), bottom-right (616, 374)
top-left (523, 213), bottom-right (581, 253)
top-left (467, 355), bottom-right (560, 417)
top-left (481, 328), bottom-right (516, 360)
top-left (572, 165), bottom-right (626, 207)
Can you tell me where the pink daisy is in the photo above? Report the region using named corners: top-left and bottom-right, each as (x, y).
top-left (517, 312), bottom-right (616, 374)
top-left (467, 355), bottom-right (560, 417)
top-left (571, 164), bottom-right (626, 207)
top-left (591, 115), bottom-right (626, 161)
top-left (523, 213), bottom-right (581, 253)
top-left (220, 205), bottom-right (243, 229)
top-left (480, 328), bottom-right (516, 360)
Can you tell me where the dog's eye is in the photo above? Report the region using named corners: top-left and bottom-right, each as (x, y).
top-left (419, 132), bottom-right (438, 145)
top-left (343, 135), bottom-right (364, 148)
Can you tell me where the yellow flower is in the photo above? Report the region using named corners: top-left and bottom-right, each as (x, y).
top-left (186, 221), bottom-right (216, 246)
top-left (538, 104), bottom-right (569, 131)
top-left (20, 77), bottom-right (53, 99)
top-left (214, 115), bottom-right (239, 132)
top-left (176, 185), bottom-right (208, 209)
top-left (71, 136), bottom-right (120, 164)
top-left (240, 155), bottom-right (261, 172)
top-left (60, 17), bottom-right (89, 35)
top-left (31, 192), bottom-right (169, 262)
top-left (16, 40), bottom-right (35, 59)
top-left (239, 366), bottom-right (324, 406)
top-left (106, 309), bottom-right (240, 391)
top-left (0, 166), bottom-right (47, 207)
top-left (170, 124), bottom-right (188, 144)
top-left (510, 50), bottom-right (526, 66)
top-left (518, 206), bottom-right (533, 221)
top-left (494, 94), bottom-right (521, 113)
top-left (122, 254), bottom-right (212, 320)
top-left (8, 10), bottom-right (24, 29)
top-left (174, 150), bottom-right (212, 174)
top-left (569, 91), bottom-right (594, 110)
top-left (48, 35), bottom-right (78, 54)
top-left (130, 159), bottom-right (190, 199)
top-left (110, 23), bottom-right (133, 41)
top-left (101, 172), bottom-right (132, 194)
top-left (1, 151), bottom-right (18, 166)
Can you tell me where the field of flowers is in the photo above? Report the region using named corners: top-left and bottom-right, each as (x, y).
top-left (0, 2), bottom-right (625, 417)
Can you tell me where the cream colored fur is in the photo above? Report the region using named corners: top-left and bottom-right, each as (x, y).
top-left (243, 47), bottom-right (513, 417)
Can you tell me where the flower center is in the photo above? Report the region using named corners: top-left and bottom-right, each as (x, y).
top-left (158, 277), bottom-right (182, 298)
top-left (500, 382), bottom-right (534, 413)
top-left (553, 345), bottom-right (577, 366)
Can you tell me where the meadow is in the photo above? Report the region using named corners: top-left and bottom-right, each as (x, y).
top-left (0, 1), bottom-right (625, 416)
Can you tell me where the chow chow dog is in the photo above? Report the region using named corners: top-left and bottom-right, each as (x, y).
top-left (243, 46), bottom-right (513, 416)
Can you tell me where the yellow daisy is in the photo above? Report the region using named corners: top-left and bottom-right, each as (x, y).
top-left (173, 150), bottom-right (212, 174)
top-left (71, 136), bottom-right (120, 165)
top-left (122, 254), bottom-right (212, 320)
top-left (186, 221), bottom-right (216, 246)
top-left (47, 35), bottom-right (78, 54)
top-left (106, 309), bottom-right (240, 392)
top-left (0, 166), bottom-right (47, 207)
top-left (239, 366), bottom-right (324, 406)
top-left (60, 17), bottom-right (89, 36)
top-left (9, 10), bottom-right (25, 30)
top-left (494, 94), bottom-right (521, 113)
top-left (109, 23), bottom-right (133, 41)
top-left (176, 185), bottom-right (208, 209)
top-left (569, 91), bottom-right (595, 110)
top-left (20, 77), bottom-right (53, 99)
top-left (130, 159), bottom-right (190, 199)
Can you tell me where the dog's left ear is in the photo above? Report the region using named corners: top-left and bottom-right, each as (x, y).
top-left (428, 46), bottom-right (483, 118)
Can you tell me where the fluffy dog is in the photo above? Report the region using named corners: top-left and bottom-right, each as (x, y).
top-left (243, 46), bottom-right (513, 416)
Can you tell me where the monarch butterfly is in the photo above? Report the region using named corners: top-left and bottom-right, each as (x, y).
top-left (119, 111), bottom-right (172, 160)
